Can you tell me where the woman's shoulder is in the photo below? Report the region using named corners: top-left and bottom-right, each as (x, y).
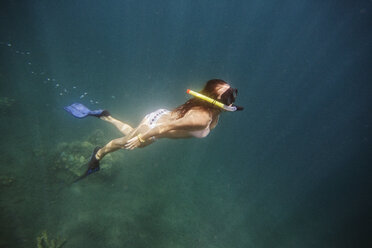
top-left (184, 108), bottom-right (213, 128)
top-left (171, 106), bottom-right (210, 117)
top-left (187, 107), bottom-right (212, 117)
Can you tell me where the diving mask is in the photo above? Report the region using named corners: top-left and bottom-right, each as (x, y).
top-left (186, 89), bottom-right (243, 112)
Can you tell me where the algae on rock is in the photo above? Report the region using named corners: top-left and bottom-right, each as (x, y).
top-left (0, 96), bottom-right (15, 113)
top-left (36, 230), bottom-right (66, 248)
top-left (0, 176), bottom-right (15, 187)
top-left (49, 129), bottom-right (122, 183)
top-left (0, 96), bottom-right (15, 108)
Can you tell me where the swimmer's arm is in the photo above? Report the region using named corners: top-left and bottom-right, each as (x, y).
top-left (124, 112), bottom-right (211, 150)
top-left (142, 112), bottom-right (211, 140)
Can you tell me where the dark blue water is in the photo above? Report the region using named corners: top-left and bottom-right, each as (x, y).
top-left (0, 0), bottom-right (371, 247)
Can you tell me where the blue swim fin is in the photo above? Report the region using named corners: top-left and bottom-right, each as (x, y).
top-left (64, 103), bottom-right (105, 118)
top-left (73, 147), bottom-right (101, 183)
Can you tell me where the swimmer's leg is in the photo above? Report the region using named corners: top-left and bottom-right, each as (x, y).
top-left (95, 136), bottom-right (132, 161)
top-left (100, 115), bottom-right (134, 135)
top-left (74, 137), bottom-right (128, 183)
top-left (75, 123), bottom-right (149, 182)
top-left (95, 123), bottom-right (150, 160)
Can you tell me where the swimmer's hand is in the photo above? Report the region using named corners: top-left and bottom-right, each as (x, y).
top-left (124, 135), bottom-right (143, 150)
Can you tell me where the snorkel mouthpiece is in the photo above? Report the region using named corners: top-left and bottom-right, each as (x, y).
top-left (186, 89), bottom-right (237, 112)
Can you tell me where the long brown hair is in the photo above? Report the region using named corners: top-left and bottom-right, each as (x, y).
top-left (173, 79), bottom-right (228, 119)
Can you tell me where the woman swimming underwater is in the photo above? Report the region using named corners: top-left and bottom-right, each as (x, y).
top-left (65, 79), bottom-right (243, 181)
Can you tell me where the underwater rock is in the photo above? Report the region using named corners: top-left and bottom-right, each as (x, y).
top-left (36, 230), bottom-right (66, 248)
top-left (0, 96), bottom-right (15, 113)
top-left (0, 96), bottom-right (15, 107)
top-left (50, 130), bottom-right (122, 183)
top-left (0, 176), bottom-right (15, 187)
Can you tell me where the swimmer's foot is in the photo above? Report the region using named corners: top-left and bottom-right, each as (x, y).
top-left (73, 146), bottom-right (101, 183)
top-left (86, 146), bottom-right (101, 175)
top-left (90, 110), bottom-right (111, 118)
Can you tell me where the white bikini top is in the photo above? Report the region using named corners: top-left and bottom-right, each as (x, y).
top-left (147, 109), bottom-right (213, 138)
top-left (188, 127), bottom-right (211, 138)
top-left (188, 117), bottom-right (213, 138)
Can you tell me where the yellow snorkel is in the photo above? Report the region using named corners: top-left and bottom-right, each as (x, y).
top-left (187, 89), bottom-right (237, 112)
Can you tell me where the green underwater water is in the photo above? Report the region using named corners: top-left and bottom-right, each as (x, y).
top-left (0, 116), bottom-right (249, 248)
top-left (1, 0), bottom-right (371, 247)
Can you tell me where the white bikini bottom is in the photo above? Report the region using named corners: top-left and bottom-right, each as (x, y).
top-left (144, 109), bottom-right (170, 128)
